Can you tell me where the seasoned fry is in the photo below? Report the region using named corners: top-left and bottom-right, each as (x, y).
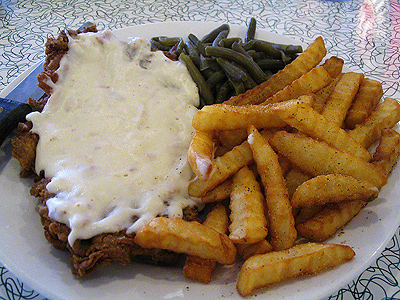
top-left (134, 217), bottom-right (236, 265)
top-left (269, 131), bottom-right (387, 188)
top-left (345, 78), bottom-right (383, 129)
top-left (285, 167), bottom-right (312, 199)
top-left (237, 242), bottom-right (355, 297)
top-left (371, 128), bottom-right (400, 177)
top-left (295, 206), bottom-right (324, 225)
top-left (192, 103), bottom-right (286, 131)
top-left (188, 140), bottom-right (253, 197)
top-left (348, 97), bottom-right (400, 149)
top-left (272, 100), bottom-right (372, 161)
top-left (201, 178), bottom-right (232, 203)
top-left (312, 74), bottom-right (343, 113)
top-left (260, 66), bottom-right (332, 106)
top-left (236, 239), bottom-right (273, 260)
top-left (229, 166), bottom-right (268, 244)
top-left (291, 174), bottom-right (379, 208)
top-left (225, 36), bottom-right (327, 105)
top-left (218, 128), bottom-right (248, 151)
top-left (321, 72), bottom-right (364, 126)
top-left (183, 204), bottom-right (228, 283)
top-left (296, 200), bottom-right (367, 241)
top-left (248, 125), bottom-right (297, 250)
top-left (321, 56), bottom-right (344, 78)
top-left (187, 130), bottom-right (215, 180)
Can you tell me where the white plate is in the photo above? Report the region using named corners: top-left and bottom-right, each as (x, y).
top-left (1, 21), bottom-right (400, 300)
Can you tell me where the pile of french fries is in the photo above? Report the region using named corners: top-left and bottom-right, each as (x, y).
top-left (134, 36), bottom-right (400, 297)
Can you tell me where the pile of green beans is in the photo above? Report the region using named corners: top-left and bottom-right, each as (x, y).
top-left (151, 18), bottom-right (303, 107)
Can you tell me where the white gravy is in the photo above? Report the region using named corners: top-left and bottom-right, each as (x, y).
top-left (27, 30), bottom-right (201, 246)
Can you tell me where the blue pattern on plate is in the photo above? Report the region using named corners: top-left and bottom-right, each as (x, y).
top-left (1, 0), bottom-right (399, 299)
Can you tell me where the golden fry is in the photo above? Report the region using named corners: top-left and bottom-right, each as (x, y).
top-left (225, 36), bottom-right (327, 106)
top-left (285, 167), bottom-right (312, 199)
top-left (248, 125), bottom-right (297, 250)
top-left (229, 166), bottom-right (268, 244)
top-left (134, 217), bottom-right (236, 265)
top-left (269, 131), bottom-right (387, 188)
top-left (183, 204), bottom-right (228, 284)
top-left (192, 104), bottom-right (286, 131)
top-left (237, 242), bottom-right (355, 297)
top-left (295, 206), bottom-right (325, 225)
top-left (272, 100), bottom-right (372, 161)
top-left (345, 78), bottom-right (383, 129)
top-left (321, 56), bottom-right (344, 78)
top-left (296, 200), bottom-right (367, 241)
top-left (291, 174), bottom-right (379, 208)
top-left (218, 128), bottom-right (248, 151)
top-left (312, 74), bottom-right (343, 113)
top-left (348, 97), bottom-right (400, 149)
top-left (371, 128), bottom-right (400, 177)
top-left (187, 130), bottom-right (215, 180)
top-left (261, 66), bottom-right (332, 106)
top-left (322, 72), bottom-right (364, 126)
top-left (188, 140), bottom-right (253, 197)
top-left (236, 239), bottom-right (273, 260)
top-left (201, 178), bottom-right (232, 203)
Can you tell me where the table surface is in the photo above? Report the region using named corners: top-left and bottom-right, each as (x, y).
top-left (1, 0), bottom-right (400, 299)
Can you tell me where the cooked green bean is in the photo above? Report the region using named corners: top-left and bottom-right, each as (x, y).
top-left (158, 36), bottom-right (182, 47)
top-left (256, 58), bottom-right (286, 71)
top-left (244, 39), bottom-right (282, 59)
top-left (179, 53), bottom-right (214, 106)
top-left (215, 80), bottom-right (232, 103)
top-left (188, 33), bottom-right (207, 56)
top-left (200, 24), bottom-right (230, 43)
top-left (212, 29), bottom-right (229, 47)
top-left (206, 70), bottom-right (227, 89)
top-left (205, 46), bottom-right (268, 84)
top-left (150, 37), bottom-right (171, 51)
top-left (216, 58), bottom-right (257, 90)
top-left (231, 41), bottom-right (252, 58)
top-left (245, 17), bottom-right (256, 43)
top-left (219, 37), bottom-right (242, 48)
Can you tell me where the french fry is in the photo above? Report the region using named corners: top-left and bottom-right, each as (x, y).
top-left (224, 36), bottom-right (327, 106)
top-left (192, 104), bottom-right (286, 131)
top-left (260, 66), bottom-right (332, 106)
top-left (188, 140), bottom-right (253, 197)
top-left (187, 131), bottom-right (215, 180)
top-left (271, 100), bottom-right (372, 161)
top-left (248, 125), bottom-right (297, 250)
top-left (285, 167), bottom-right (312, 199)
top-left (218, 128), bottom-right (248, 151)
top-left (269, 131), bottom-right (387, 188)
top-left (229, 166), bottom-right (268, 244)
top-left (312, 74), bottom-right (343, 113)
top-left (371, 128), bottom-right (400, 177)
top-left (321, 56), bottom-right (344, 78)
top-left (345, 78), bottom-right (383, 129)
top-left (295, 206), bottom-right (324, 225)
top-left (201, 178), bottom-right (232, 203)
top-left (348, 97), bottom-right (400, 149)
top-left (296, 200), bottom-right (367, 241)
top-left (321, 72), bottom-right (364, 126)
top-left (236, 242), bottom-right (355, 297)
top-left (236, 239), bottom-right (273, 260)
top-left (291, 174), bottom-right (379, 208)
top-left (134, 217), bottom-right (236, 265)
top-left (183, 204), bottom-right (228, 283)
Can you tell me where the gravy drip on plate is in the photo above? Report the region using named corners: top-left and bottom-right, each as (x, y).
top-left (27, 30), bottom-right (200, 246)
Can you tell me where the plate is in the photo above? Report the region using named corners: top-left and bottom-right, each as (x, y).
top-left (1, 21), bottom-right (400, 300)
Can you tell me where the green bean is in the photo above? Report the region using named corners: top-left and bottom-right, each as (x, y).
top-left (200, 24), bottom-right (230, 43)
top-left (256, 58), bottom-right (286, 71)
top-left (219, 37), bottom-right (242, 48)
top-left (179, 52), bottom-right (214, 106)
top-left (185, 38), bottom-right (200, 57)
top-left (212, 29), bottom-right (229, 47)
top-left (206, 70), bottom-right (227, 89)
top-left (158, 36), bottom-right (182, 47)
top-left (245, 17), bottom-right (256, 43)
top-left (199, 55), bottom-right (220, 72)
top-left (246, 50), bottom-right (265, 61)
top-left (205, 46), bottom-right (268, 84)
top-left (231, 41), bottom-right (252, 58)
top-left (150, 37), bottom-right (171, 51)
top-left (215, 80), bottom-right (232, 103)
top-left (216, 58), bottom-right (257, 90)
top-left (188, 33), bottom-right (207, 56)
top-left (244, 39), bottom-right (282, 59)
